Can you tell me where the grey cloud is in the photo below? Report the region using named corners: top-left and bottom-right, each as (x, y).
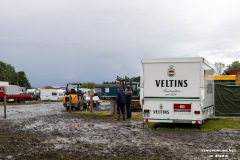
top-left (1, 0), bottom-right (240, 86)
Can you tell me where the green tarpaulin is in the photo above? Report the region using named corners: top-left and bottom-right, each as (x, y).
top-left (215, 84), bottom-right (240, 115)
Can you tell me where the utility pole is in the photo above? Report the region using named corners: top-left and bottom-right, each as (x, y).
top-left (90, 90), bottom-right (94, 113)
top-left (69, 96), bottom-right (72, 113)
top-left (4, 95), bottom-right (6, 118)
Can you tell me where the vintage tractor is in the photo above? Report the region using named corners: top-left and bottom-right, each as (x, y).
top-left (116, 76), bottom-right (141, 110)
top-left (62, 82), bottom-right (86, 111)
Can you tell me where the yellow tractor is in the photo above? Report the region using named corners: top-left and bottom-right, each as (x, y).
top-left (62, 82), bottom-right (86, 111)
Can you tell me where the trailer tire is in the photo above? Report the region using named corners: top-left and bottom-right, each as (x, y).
top-left (0, 96), bottom-right (3, 102)
top-left (21, 99), bottom-right (25, 103)
top-left (66, 106), bottom-right (69, 111)
top-left (197, 124), bottom-right (202, 130)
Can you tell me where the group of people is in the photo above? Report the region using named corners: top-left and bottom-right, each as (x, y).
top-left (116, 86), bottom-right (132, 121)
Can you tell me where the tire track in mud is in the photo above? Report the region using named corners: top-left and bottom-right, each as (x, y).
top-left (0, 102), bottom-right (240, 159)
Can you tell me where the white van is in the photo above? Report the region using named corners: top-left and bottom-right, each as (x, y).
top-left (80, 88), bottom-right (101, 107)
top-left (141, 57), bottom-right (214, 125)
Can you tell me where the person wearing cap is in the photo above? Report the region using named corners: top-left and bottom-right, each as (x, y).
top-left (125, 86), bottom-right (132, 119)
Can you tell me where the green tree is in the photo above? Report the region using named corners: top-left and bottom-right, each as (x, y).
top-left (16, 71), bottom-right (31, 89)
top-left (226, 61), bottom-right (240, 70)
top-left (102, 76), bottom-right (140, 84)
top-left (0, 62), bottom-right (6, 81)
top-left (0, 61), bottom-right (31, 88)
top-left (131, 76), bottom-right (140, 82)
top-left (0, 61), bottom-right (17, 83)
top-left (7, 65), bottom-right (18, 85)
top-left (81, 82), bottom-right (96, 89)
top-left (103, 81), bottom-right (117, 84)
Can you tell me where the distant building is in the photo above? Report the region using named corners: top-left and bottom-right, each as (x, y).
top-left (224, 69), bottom-right (240, 75)
top-left (0, 81), bottom-right (9, 85)
top-left (40, 86), bottom-right (65, 90)
top-left (224, 70), bottom-right (240, 84)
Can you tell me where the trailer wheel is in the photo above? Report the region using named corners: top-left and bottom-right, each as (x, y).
top-left (77, 102), bottom-right (84, 111)
top-left (0, 96), bottom-right (3, 102)
top-left (21, 99), bottom-right (25, 103)
top-left (197, 124), bottom-right (202, 130)
top-left (66, 107), bottom-right (69, 111)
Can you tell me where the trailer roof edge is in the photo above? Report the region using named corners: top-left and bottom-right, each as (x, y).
top-left (141, 57), bottom-right (214, 69)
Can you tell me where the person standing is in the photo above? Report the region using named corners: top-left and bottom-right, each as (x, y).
top-left (125, 86), bottom-right (132, 119)
top-left (116, 87), bottom-right (126, 120)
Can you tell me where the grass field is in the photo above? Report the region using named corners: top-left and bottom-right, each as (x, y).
top-left (147, 118), bottom-right (240, 132)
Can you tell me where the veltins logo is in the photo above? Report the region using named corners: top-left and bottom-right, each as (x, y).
top-left (167, 65), bottom-right (175, 77)
top-left (160, 104), bottom-right (163, 109)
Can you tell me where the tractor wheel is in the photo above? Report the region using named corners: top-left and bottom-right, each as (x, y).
top-left (78, 102), bottom-right (84, 111)
top-left (66, 106), bottom-right (69, 111)
top-left (83, 103), bottom-right (88, 109)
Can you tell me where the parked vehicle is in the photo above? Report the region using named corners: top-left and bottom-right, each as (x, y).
top-left (0, 85), bottom-right (32, 103)
top-left (95, 84), bottom-right (119, 99)
top-left (62, 82), bottom-right (86, 111)
top-left (95, 78), bottom-right (140, 98)
top-left (27, 88), bottom-right (41, 100)
top-left (95, 76), bottom-right (141, 110)
top-left (40, 89), bottom-right (65, 101)
top-left (141, 57), bottom-right (214, 126)
top-left (80, 88), bottom-right (101, 107)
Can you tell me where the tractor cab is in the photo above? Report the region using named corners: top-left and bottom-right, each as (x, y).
top-left (116, 76), bottom-right (139, 96)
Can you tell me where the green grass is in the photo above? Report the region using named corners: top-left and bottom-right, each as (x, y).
top-left (75, 110), bottom-right (111, 116)
top-left (147, 118), bottom-right (240, 132)
top-left (131, 112), bottom-right (143, 121)
top-left (203, 119), bottom-right (240, 131)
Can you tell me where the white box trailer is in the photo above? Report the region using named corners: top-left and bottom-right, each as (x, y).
top-left (141, 57), bottom-right (214, 125)
top-left (3, 85), bottom-right (20, 95)
top-left (40, 89), bottom-right (65, 101)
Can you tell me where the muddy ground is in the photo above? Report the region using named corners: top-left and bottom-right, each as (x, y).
top-left (0, 102), bottom-right (239, 160)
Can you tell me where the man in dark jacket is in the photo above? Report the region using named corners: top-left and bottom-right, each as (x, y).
top-left (125, 86), bottom-right (132, 119)
top-left (116, 87), bottom-right (126, 120)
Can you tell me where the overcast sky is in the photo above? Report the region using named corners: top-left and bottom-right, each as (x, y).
top-left (1, 0), bottom-right (240, 87)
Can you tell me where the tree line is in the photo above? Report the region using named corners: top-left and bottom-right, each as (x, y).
top-left (214, 60), bottom-right (240, 75)
top-left (1, 60), bottom-right (238, 90)
top-left (0, 61), bottom-right (31, 89)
